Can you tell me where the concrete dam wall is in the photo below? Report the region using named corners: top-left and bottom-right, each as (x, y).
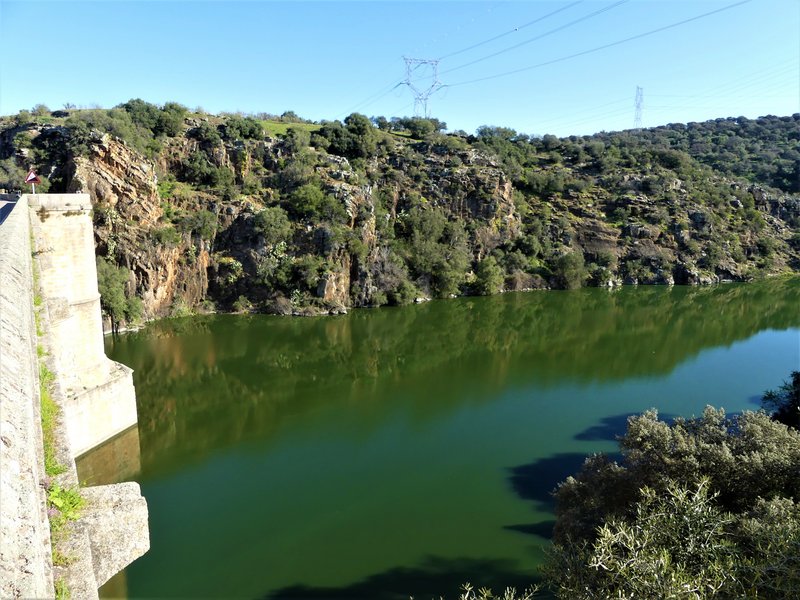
top-left (0, 193), bottom-right (149, 598)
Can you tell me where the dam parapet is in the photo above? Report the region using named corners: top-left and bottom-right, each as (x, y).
top-left (0, 193), bottom-right (148, 599)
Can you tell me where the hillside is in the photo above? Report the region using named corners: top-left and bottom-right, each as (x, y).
top-left (0, 103), bottom-right (798, 323)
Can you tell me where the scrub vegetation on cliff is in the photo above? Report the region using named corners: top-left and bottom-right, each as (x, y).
top-left (0, 102), bottom-right (798, 323)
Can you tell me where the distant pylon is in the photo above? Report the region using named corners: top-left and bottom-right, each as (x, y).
top-left (634, 86), bottom-right (643, 130)
top-left (403, 57), bottom-right (443, 117)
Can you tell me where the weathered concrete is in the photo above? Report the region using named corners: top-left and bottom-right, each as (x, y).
top-left (0, 194), bottom-right (54, 598)
top-left (0, 193), bottom-right (149, 599)
top-left (80, 483), bottom-right (149, 587)
top-left (29, 194), bottom-right (138, 457)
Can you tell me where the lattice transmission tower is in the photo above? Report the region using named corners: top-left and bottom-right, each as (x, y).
top-left (633, 86), bottom-right (644, 130)
top-left (403, 57), bottom-right (444, 117)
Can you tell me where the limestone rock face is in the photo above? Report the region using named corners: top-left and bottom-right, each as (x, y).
top-left (69, 136), bottom-right (213, 318)
top-left (4, 117), bottom-right (788, 313)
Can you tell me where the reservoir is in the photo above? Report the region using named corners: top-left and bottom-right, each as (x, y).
top-left (79, 280), bottom-right (800, 599)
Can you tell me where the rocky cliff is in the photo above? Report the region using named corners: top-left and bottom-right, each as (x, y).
top-left (1, 107), bottom-right (797, 322)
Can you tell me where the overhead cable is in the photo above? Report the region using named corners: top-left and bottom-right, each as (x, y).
top-left (441, 0), bottom-right (629, 75)
top-left (437, 1), bottom-right (585, 61)
top-left (446, 0), bottom-right (754, 88)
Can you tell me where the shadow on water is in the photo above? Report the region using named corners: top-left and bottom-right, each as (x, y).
top-left (508, 453), bottom-right (591, 508)
top-left (573, 412), bottom-right (678, 442)
top-left (504, 520), bottom-right (557, 540)
top-left (263, 556), bottom-right (542, 600)
top-left (573, 413), bottom-right (636, 441)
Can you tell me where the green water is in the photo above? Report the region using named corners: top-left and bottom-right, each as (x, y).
top-left (82, 281), bottom-right (800, 599)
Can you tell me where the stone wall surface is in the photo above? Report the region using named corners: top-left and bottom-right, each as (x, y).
top-left (29, 194), bottom-right (150, 598)
top-left (29, 194), bottom-right (139, 456)
top-left (0, 194), bottom-right (54, 599)
top-left (0, 193), bottom-right (150, 599)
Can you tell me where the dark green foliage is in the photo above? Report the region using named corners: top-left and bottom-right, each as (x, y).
top-left (65, 108), bottom-right (160, 157)
top-left (285, 183), bottom-right (346, 223)
top-left (317, 113), bottom-right (378, 158)
top-left (189, 121), bottom-right (222, 147)
top-left (548, 403), bottom-right (800, 599)
top-left (391, 116), bottom-right (446, 139)
top-left (151, 225), bottom-right (182, 247)
top-left (115, 98), bottom-right (187, 139)
top-left (474, 256), bottom-right (504, 295)
top-left (96, 257), bottom-right (142, 332)
top-left (118, 98), bottom-right (160, 131)
top-left (158, 102), bottom-right (188, 136)
top-left (762, 371), bottom-right (800, 429)
top-left (178, 210), bottom-right (217, 241)
top-left (552, 250), bottom-right (587, 289)
top-left (398, 206), bottom-right (470, 298)
top-left (222, 115), bottom-right (263, 141)
top-left (284, 126), bottom-right (311, 153)
top-left (254, 206), bottom-right (292, 246)
top-left (3, 103), bottom-right (798, 312)
top-left (593, 114), bottom-right (800, 194)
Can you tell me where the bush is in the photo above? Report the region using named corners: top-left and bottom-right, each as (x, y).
top-left (178, 210), bottom-right (217, 241)
top-left (762, 371), bottom-right (800, 429)
top-left (548, 403), bottom-right (800, 599)
top-left (547, 480), bottom-right (740, 599)
top-left (151, 223), bottom-right (181, 245)
top-left (474, 256), bottom-right (504, 295)
top-left (254, 206), bottom-right (292, 246)
top-left (222, 115), bottom-right (263, 141)
top-left (96, 257), bottom-right (140, 332)
top-left (552, 250), bottom-right (587, 289)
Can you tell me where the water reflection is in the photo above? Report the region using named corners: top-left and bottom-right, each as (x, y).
top-left (105, 280), bottom-right (800, 480)
top-left (90, 280), bottom-right (799, 599)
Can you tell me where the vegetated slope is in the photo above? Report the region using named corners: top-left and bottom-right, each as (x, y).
top-left (596, 114), bottom-right (800, 194)
top-left (0, 103), bottom-right (797, 322)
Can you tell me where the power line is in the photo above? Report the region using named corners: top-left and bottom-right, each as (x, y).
top-left (446, 0), bottom-right (754, 88)
top-left (437, 1), bottom-right (585, 61)
top-left (529, 62), bottom-right (796, 135)
top-left (440, 0), bottom-right (629, 76)
top-left (642, 61), bottom-right (798, 114)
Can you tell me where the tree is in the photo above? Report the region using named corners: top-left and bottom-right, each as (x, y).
top-left (547, 481), bottom-right (741, 599)
top-left (371, 116), bottom-right (390, 131)
top-left (343, 112), bottom-right (378, 158)
top-left (284, 126), bottom-right (311, 154)
top-left (552, 250), bottom-right (586, 289)
top-left (391, 117), bottom-right (446, 139)
top-left (222, 115), bottom-right (263, 141)
top-left (156, 102), bottom-right (188, 137)
top-left (118, 98), bottom-right (160, 131)
top-left (96, 257), bottom-right (141, 334)
top-left (254, 206), bottom-right (292, 246)
top-left (548, 406), bottom-right (800, 599)
top-left (762, 371), bottom-right (800, 429)
top-left (474, 256), bottom-right (504, 295)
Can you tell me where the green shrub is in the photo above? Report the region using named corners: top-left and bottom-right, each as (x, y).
top-left (548, 401), bottom-right (800, 599)
top-left (474, 256), bottom-right (504, 295)
top-left (254, 206), bottom-right (292, 245)
top-left (151, 225), bottom-right (182, 246)
top-left (552, 250), bottom-right (587, 289)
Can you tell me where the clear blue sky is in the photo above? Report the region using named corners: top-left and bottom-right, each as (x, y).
top-left (1, 0), bottom-right (798, 137)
